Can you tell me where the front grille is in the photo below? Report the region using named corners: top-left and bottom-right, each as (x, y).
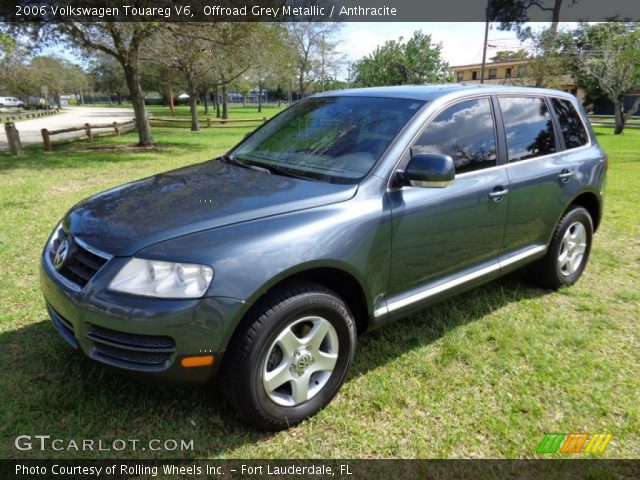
top-left (49, 231), bottom-right (109, 288)
top-left (87, 324), bottom-right (175, 369)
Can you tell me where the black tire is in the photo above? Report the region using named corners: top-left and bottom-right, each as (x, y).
top-left (221, 281), bottom-right (356, 430)
top-left (528, 206), bottom-right (593, 289)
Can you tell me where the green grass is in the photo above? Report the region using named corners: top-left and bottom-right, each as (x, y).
top-left (0, 122), bottom-right (638, 459)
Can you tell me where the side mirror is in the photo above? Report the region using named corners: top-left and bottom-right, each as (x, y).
top-left (402, 153), bottom-right (455, 188)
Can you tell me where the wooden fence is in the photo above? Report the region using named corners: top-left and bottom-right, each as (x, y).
top-left (1, 108), bottom-right (60, 124)
top-left (41, 120), bottom-right (136, 151)
top-left (149, 116), bottom-right (267, 129)
top-left (588, 115), bottom-right (640, 128)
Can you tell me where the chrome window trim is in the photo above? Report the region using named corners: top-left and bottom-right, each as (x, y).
top-left (387, 92), bottom-right (594, 189)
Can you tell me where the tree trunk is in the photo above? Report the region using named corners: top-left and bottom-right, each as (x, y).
top-left (258, 79), bottom-right (263, 113)
top-left (123, 63), bottom-right (153, 146)
top-left (613, 98), bottom-right (624, 135)
top-left (54, 93), bottom-right (62, 109)
top-left (222, 84), bottom-right (228, 120)
top-left (203, 88), bottom-right (209, 115)
top-left (117, 93), bottom-right (122, 105)
top-left (107, 94), bottom-right (112, 106)
top-left (623, 95), bottom-right (640, 129)
top-left (189, 93), bottom-right (199, 132)
top-left (214, 88), bottom-right (221, 118)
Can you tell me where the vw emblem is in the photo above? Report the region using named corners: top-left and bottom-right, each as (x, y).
top-left (53, 239), bottom-right (70, 270)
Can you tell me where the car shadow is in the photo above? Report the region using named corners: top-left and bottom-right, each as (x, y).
top-left (1, 271), bottom-right (548, 458)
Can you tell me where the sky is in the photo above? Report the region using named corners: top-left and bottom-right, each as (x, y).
top-left (338, 22), bottom-right (581, 68)
top-left (340, 22), bottom-right (524, 67)
top-left (46, 22), bottom-right (581, 79)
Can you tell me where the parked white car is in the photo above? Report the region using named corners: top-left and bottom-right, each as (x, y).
top-left (0, 97), bottom-right (25, 109)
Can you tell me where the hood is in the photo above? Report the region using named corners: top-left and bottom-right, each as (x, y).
top-left (66, 159), bottom-right (357, 256)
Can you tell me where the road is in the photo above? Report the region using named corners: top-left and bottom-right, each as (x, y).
top-left (0, 106), bottom-right (135, 150)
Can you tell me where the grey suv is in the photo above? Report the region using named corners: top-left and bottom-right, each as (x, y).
top-left (41, 85), bottom-right (606, 429)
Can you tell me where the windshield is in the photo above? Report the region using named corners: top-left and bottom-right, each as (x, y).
top-left (232, 96), bottom-right (426, 184)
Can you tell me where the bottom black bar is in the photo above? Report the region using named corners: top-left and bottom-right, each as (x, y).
top-left (2, 459), bottom-right (639, 480)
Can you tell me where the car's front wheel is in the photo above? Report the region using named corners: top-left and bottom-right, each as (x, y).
top-left (221, 281), bottom-right (356, 430)
top-left (528, 206), bottom-right (593, 289)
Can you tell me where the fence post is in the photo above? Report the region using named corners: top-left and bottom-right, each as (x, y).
top-left (4, 122), bottom-right (24, 156)
top-left (206, 117), bottom-right (212, 128)
top-left (113, 122), bottom-right (120, 135)
top-left (85, 123), bottom-right (92, 141)
top-left (41, 128), bottom-right (52, 151)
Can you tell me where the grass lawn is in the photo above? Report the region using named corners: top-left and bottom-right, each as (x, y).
top-left (0, 123), bottom-right (638, 459)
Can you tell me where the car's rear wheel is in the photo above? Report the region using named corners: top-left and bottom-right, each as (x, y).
top-left (528, 206), bottom-right (593, 289)
top-left (221, 281), bottom-right (356, 430)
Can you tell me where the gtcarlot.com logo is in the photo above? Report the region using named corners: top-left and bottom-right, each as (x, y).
top-left (15, 435), bottom-right (194, 452)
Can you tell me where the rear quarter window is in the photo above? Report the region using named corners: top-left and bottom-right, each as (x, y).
top-left (551, 98), bottom-right (589, 149)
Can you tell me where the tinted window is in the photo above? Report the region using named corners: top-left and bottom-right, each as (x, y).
top-left (551, 98), bottom-right (588, 149)
top-left (499, 97), bottom-right (556, 162)
top-left (234, 96), bottom-right (425, 184)
top-left (413, 98), bottom-right (497, 174)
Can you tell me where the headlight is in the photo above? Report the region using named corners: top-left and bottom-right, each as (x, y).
top-left (109, 258), bottom-right (214, 298)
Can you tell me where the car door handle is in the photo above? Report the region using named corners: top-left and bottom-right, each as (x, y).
top-left (558, 169), bottom-right (573, 182)
top-left (488, 187), bottom-right (509, 200)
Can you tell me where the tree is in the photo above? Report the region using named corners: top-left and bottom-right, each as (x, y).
top-left (491, 0), bottom-right (578, 40)
top-left (523, 27), bottom-right (574, 88)
top-left (89, 53), bottom-right (128, 105)
top-left (491, 50), bottom-right (529, 62)
top-left (353, 31), bottom-right (448, 87)
top-left (248, 25), bottom-right (295, 112)
top-left (286, 22), bottom-right (342, 97)
top-left (0, 34), bottom-right (32, 98)
top-left (29, 56), bottom-right (72, 108)
top-left (573, 23), bottom-right (640, 134)
top-left (144, 24), bottom-right (218, 131)
top-left (26, 23), bottom-right (161, 146)
top-left (143, 23), bottom-right (262, 129)
top-left (64, 63), bottom-right (90, 104)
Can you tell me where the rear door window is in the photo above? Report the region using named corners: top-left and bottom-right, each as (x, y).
top-left (498, 96), bottom-right (556, 162)
top-left (551, 98), bottom-right (589, 149)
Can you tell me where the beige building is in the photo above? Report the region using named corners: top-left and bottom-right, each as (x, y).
top-left (451, 59), bottom-right (584, 101)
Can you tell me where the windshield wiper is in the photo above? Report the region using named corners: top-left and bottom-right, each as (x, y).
top-left (222, 153), bottom-right (314, 181)
top-left (220, 154), bottom-right (271, 174)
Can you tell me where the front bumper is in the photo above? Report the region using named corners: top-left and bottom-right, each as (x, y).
top-left (40, 255), bottom-right (246, 386)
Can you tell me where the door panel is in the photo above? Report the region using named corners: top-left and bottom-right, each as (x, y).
top-left (386, 96), bottom-right (508, 300)
top-left (497, 96), bottom-right (575, 253)
top-left (387, 169), bottom-right (509, 298)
